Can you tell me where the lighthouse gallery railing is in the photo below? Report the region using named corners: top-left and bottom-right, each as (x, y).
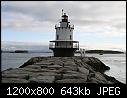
top-left (49, 41), bottom-right (79, 49)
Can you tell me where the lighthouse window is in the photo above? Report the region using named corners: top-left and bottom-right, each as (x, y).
top-left (56, 42), bottom-right (58, 46)
top-left (70, 35), bottom-right (72, 40)
top-left (57, 35), bottom-right (59, 40)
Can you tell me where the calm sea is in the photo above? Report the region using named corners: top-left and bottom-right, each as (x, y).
top-left (1, 53), bottom-right (126, 84)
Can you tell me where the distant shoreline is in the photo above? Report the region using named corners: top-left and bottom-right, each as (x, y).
top-left (2, 49), bottom-right (125, 54)
top-left (77, 50), bottom-right (124, 54)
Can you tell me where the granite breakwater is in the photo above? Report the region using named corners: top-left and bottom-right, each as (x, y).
top-left (2, 56), bottom-right (122, 84)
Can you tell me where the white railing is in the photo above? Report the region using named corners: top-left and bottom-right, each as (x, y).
top-left (55, 24), bottom-right (60, 28)
top-left (55, 24), bottom-right (74, 29)
top-left (49, 41), bottom-right (79, 49)
top-left (69, 24), bottom-right (74, 29)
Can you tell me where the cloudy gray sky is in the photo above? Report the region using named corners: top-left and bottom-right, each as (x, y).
top-left (1, 1), bottom-right (126, 51)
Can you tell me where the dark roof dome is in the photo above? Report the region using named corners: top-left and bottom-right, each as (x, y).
top-left (62, 13), bottom-right (68, 17)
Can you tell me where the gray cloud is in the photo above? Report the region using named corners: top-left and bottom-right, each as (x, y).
top-left (1, 1), bottom-right (126, 35)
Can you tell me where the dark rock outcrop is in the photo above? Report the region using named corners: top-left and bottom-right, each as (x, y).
top-left (2, 56), bottom-right (122, 84)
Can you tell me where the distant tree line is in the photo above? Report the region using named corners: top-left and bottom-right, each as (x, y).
top-left (14, 50), bottom-right (28, 53)
top-left (76, 50), bottom-right (124, 54)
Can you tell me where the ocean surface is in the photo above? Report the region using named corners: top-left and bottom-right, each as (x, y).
top-left (1, 53), bottom-right (126, 84)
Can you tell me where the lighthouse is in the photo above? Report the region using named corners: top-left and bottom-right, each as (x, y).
top-left (49, 10), bottom-right (79, 57)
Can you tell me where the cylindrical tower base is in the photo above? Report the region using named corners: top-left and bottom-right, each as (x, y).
top-left (50, 48), bottom-right (77, 57)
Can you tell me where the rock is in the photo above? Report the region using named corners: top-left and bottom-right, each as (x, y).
top-left (95, 72), bottom-right (107, 83)
top-left (2, 73), bottom-right (29, 79)
top-left (62, 73), bottom-right (87, 81)
top-left (2, 56), bottom-right (122, 84)
top-left (35, 62), bottom-right (54, 65)
top-left (66, 71), bottom-right (81, 74)
top-left (87, 72), bottom-right (95, 81)
top-left (55, 79), bottom-right (86, 83)
top-left (63, 61), bottom-right (76, 66)
top-left (40, 69), bottom-right (60, 73)
top-left (28, 72), bottom-right (62, 82)
top-left (29, 72), bottom-right (57, 77)
top-left (24, 64), bottom-right (41, 69)
top-left (47, 65), bottom-right (62, 70)
top-left (53, 68), bottom-right (64, 74)
top-left (103, 75), bottom-right (123, 84)
top-left (55, 74), bottom-right (63, 80)
top-left (87, 78), bottom-right (99, 84)
top-left (107, 81), bottom-right (115, 84)
top-left (2, 68), bottom-right (13, 72)
top-left (2, 68), bottom-right (33, 74)
top-left (82, 63), bottom-right (92, 70)
top-left (39, 65), bottom-right (49, 68)
top-left (82, 57), bottom-right (110, 73)
top-left (87, 72), bottom-right (108, 84)
top-left (64, 66), bottom-right (78, 71)
top-left (2, 78), bottom-right (29, 83)
top-left (29, 76), bottom-right (55, 83)
top-left (78, 67), bottom-right (89, 76)
top-left (21, 67), bottom-right (42, 72)
top-left (20, 57), bottom-right (47, 68)
top-left (53, 61), bottom-right (64, 66)
top-left (82, 57), bottom-right (90, 63)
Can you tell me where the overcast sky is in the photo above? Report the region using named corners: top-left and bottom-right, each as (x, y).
top-left (1, 1), bottom-right (126, 51)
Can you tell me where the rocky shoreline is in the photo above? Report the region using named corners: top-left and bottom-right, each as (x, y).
top-left (2, 56), bottom-right (123, 84)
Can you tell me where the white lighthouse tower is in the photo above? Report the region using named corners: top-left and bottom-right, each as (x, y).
top-left (49, 10), bottom-right (79, 57)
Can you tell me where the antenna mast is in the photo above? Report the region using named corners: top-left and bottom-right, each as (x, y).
top-left (62, 9), bottom-right (63, 16)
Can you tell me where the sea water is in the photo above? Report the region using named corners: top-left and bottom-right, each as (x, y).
top-left (86, 54), bottom-right (126, 84)
top-left (1, 52), bottom-right (53, 71)
top-left (1, 53), bottom-right (126, 84)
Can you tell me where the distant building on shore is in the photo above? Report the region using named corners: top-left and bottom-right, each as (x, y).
top-left (49, 10), bottom-right (79, 57)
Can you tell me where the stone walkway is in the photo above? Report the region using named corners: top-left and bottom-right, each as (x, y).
top-left (2, 57), bottom-right (121, 84)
